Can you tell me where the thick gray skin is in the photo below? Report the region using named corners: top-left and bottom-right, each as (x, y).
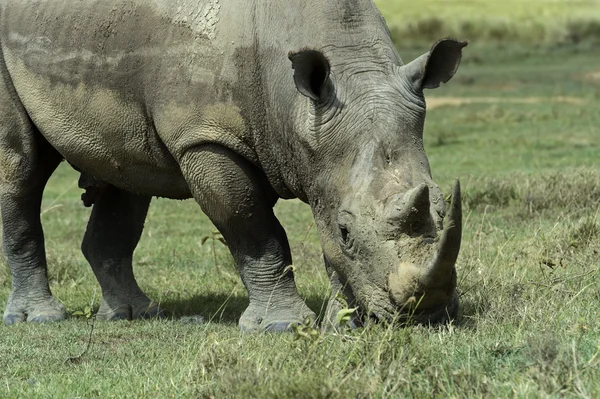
top-left (0, 0), bottom-right (466, 331)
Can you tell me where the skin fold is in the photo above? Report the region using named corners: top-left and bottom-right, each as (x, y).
top-left (0, 0), bottom-right (466, 331)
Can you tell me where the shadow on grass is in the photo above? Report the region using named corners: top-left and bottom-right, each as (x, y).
top-left (157, 290), bottom-right (481, 331)
top-left (159, 293), bottom-right (329, 325)
top-left (454, 296), bottom-right (490, 331)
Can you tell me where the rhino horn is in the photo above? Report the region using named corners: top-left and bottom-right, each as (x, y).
top-left (386, 183), bottom-right (434, 236)
top-left (421, 179), bottom-right (462, 286)
top-left (403, 183), bottom-right (431, 222)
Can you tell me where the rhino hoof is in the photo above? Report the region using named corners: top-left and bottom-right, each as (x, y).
top-left (3, 297), bottom-right (67, 325)
top-left (96, 301), bottom-right (166, 321)
top-left (27, 313), bottom-right (68, 323)
top-left (264, 321), bottom-right (298, 332)
top-left (4, 310), bottom-right (67, 325)
top-left (238, 301), bottom-right (316, 333)
top-left (240, 320), bottom-right (301, 333)
top-left (3, 313), bottom-right (26, 325)
top-left (96, 307), bottom-right (131, 321)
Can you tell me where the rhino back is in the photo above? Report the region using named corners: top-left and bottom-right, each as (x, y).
top-left (0, 0), bottom-right (254, 197)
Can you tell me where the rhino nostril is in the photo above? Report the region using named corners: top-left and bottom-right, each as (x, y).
top-left (339, 225), bottom-right (349, 244)
top-left (337, 211), bottom-right (355, 251)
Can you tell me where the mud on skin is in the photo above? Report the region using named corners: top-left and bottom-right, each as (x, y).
top-left (0, 0), bottom-right (466, 331)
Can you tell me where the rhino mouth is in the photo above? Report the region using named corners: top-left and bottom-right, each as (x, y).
top-left (364, 290), bottom-right (459, 326)
top-left (372, 180), bottom-right (462, 326)
top-left (330, 180), bottom-right (462, 329)
top-left (397, 290), bottom-right (459, 324)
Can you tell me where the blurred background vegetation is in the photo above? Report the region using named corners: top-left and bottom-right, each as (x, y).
top-left (375, 0), bottom-right (600, 45)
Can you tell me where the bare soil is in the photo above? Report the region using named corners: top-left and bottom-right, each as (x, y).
top-left (427, 96), bottom-right (586, 109)
top-left (581, 69), bottom-right (600, 82)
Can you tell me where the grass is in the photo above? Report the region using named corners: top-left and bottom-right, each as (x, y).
top-left (2, 5), bottom-right (600, 398)
top-left (374, 0), bottom-right (600, 44)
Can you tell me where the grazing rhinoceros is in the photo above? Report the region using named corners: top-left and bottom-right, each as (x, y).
top-left (0, 0), bottom-right (466, 331)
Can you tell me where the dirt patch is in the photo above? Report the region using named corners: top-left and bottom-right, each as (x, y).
top-left (476, 84), bottom-right (518, 92)
top-left (427, 96), bottom-right (586, 110)
top-left (581, 69), bottom-right (600, 82)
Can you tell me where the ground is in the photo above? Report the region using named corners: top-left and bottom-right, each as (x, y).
top-left (1, 5), bottom-right (600, 399)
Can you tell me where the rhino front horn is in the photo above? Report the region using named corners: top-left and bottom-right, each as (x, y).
top-left (421, 179), bottom-right (462, 286)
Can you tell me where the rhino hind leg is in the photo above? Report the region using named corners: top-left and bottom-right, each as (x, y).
top-left (1, 124), bottom-right (66, 325)
top-left (180, 144), bottom-right (315, 332)
top-left (81, 185), bottom-right (163, 320)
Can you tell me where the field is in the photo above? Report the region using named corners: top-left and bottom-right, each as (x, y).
top-left (375, 0), bottom-right (600, 44)
top-left (2, 2), bottom-right (600, 398)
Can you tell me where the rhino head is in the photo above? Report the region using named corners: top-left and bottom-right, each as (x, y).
top-left (288, 39), bottom-right (466, 327)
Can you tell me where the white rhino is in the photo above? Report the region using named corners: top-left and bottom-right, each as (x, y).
top-left (0, 0), bottom-right (465, 331)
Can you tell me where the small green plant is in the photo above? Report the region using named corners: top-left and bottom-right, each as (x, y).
top-left (333, 293), bottom-right (358, 329)
top-left (335, 307), bottom-right (358, 327)
top-left (291, 318), bottom-right (320, 342)
top-left (71, 305), bottom-right (93, 319)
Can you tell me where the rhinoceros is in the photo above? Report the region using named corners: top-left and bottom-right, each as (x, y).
top-left (0, 0), bottom-right (466, 331)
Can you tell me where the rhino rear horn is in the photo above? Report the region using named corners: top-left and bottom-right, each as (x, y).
top-left (402, 39), bottom-right (468, 90)
top-left (289, 49), bottom-right (331, 101)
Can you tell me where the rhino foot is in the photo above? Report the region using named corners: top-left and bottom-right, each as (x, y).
top-left (95, 296), bottom-right (166, 321)
top-left (3, 295), bottom-right (67, 325)
top-left (239, 300), bottom-right (316, 333)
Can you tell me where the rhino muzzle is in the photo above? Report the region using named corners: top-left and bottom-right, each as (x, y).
top-left (387, 179), bottom-right (462, 323)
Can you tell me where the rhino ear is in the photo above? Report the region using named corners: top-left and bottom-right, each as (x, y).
top-left (404, 39), bottom-right (468, 90)
top-left (288, 49), bottom-right (331, 101)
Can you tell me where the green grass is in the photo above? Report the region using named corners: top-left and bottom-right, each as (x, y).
top-left (375, 0), bottom-right (600, 44)
top-left (2, 14), bottom-right (600, 399)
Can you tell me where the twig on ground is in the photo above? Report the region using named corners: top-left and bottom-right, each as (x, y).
top-left (65, 291), bottom-right (97, 365)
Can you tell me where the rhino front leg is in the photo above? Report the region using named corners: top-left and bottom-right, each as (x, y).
top-left (322, 258), bottom-right (361, 332)
top-left (180, 144), bottom-right (315, 332)
top-left (1, 140), bottom-right (66, 325)
top-left (81, 185), bottom-right (163, 320)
